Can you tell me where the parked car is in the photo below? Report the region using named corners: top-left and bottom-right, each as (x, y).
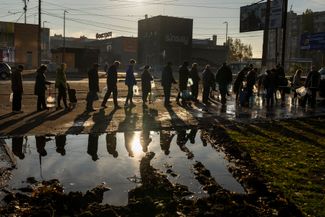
top-left (0, 62), bottom-right (12, 80)
top-left (319, 67), bottom-right (325, 97)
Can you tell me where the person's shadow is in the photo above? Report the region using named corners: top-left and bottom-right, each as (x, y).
top-left (106, 132), bottom-right (118, 158)
top-left (55, 135), bottom-right (67, 156)
top-left (12, 137), bottom-right (25, 159)
top-left (92, 107), bottom-right (118, 132)
top-left (87, 133), bottom-right (99, 161)
top-left (160, 130), bottom-right (175, 155)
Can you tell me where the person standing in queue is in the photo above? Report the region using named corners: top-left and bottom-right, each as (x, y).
top-left (303, 66), bottom-right (320, 108)
top-left (141, 65), bottom-right (153, 106)
top-left (34, 65), bottom-right (52, 112)
top-left (189, 63), bottom-right (200, 102)
top-left (55, 63), bottom-right (68, 110)
top-left (161, 61), bottom-right (176, 107)
top-left (176, 61), bottom-right (190, 106)
top-left (101, 61), bottom-right (121, 109)
top-left (202, 65), bottom-right (215, 105)
top-left (124, 59), bottom-right (137, 107)
top-left (11, 65), bottom-right (24, 113)
top-left (86, 63), bottom-right (100, 112)
top-left (215, 62), bottom-right (232, 105)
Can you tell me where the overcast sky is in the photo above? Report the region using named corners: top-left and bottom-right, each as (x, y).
top-left (1, 0), bottom-right (324, 57)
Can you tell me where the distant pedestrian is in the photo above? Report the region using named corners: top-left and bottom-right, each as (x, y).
top-left (101, 61), bottom-right (121, 109)
top-left (86, 63), bottom-right (99, 112)
top-left (275, 64), bottom-right (287, 104)
top-left (215, 62), bottom-right (232, 104)
top-left (125, 59), bottom-right (137, 107)
top-left (189, 63), bottom-right (200, 102)
top-left (292, 69), bottom-right (303, 100)
top-left (263, 69), bottom-right (276, 107)
top-left (34, 65), bottom-right (52, 111)
top-left (176, 61), bottom-right (190, 105)
top-left (141, 65), bottom-right (153, 106)
top-left (161, 61), bottom-right (176, 106)
top-left (246, 68), bottom-right (257, 104)
top-left (11, 65), bottom-right (24, 113)
top-left (303, 66), bottom-right (320, 108)
top-left (55, 63), bottom-right (68, 110)
top-left (233, 67), bottom-right (248, 102)
top-left (202, 65), bottom-right (215, 105)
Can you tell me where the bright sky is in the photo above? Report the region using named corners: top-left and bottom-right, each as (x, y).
top-left (1, 0), bottom-right (325, 57)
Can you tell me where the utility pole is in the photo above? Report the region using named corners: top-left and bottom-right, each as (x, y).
top-left (63, 10), bottom-right (68, 63)
top-left (281, 0), bottom-right (288, 67)
top-left (262, 0), bottom-right (271, 67)
top-left (38, 0), bottom-right (41, 66)
top-left (23, 0), bottom-right (29, 24)
top-left (223, 21), bottom-right (228, 45)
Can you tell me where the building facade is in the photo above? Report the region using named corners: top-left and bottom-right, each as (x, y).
top-left (0, 21), bottom-right (50, 69)
top-left (138, 15), bottom-right (193, 70)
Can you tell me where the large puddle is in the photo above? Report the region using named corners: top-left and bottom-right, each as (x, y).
top-left (3, 130), bottom-right (244, 205)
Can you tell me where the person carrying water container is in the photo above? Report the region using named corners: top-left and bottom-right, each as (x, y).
top-left (215, 62), bottom-right (232, 105)
top-left (125, 59), bottom-right (137, 107)
top-left (141, 65), bottom-right (153, 106)
top-left (34, 65), bottom-right (52, 112)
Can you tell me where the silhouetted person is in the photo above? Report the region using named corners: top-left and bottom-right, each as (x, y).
top-left (216, 62), bottom-right (232, 105)
top-left (202, 65), bottom-right (215, 105)
top-left (189, 63), bottom-right (200, 102)
top-left (161, 62), bottom-right (176, 106)
top-left (11, 65), bottom-right (24, 113)
top-left (246, 68), bottom-right (257, 105)
top-left (55, 63), bottom-right (68, 110)
top-left (34, 65), bottom-right (52, 111)
top-left (12, 137), bottom-right (25, 159)
top-left (141, 65), bottom-right (153, 106)
top-left (106, 133), bottom-right (118, 158)
top-left (35, 136), bottom-right (47, 157)
top-left (263, 69), bottom-right (276, 107)
top-left (87, 134), bottom-right (99, 161)
top-left (176, 61), bottom-right (190, 105)
top-left (101, 61), bottom-right (121, 109)
top-left (55, 135), bottom-right (67, 156)
top-left (275, 64), bottom-right (287, 104)
top-left (125, 59), bottom-right (137, 107)
top-left (303, 66), bottom-right (320, 108)
top-left (160, 130), bottom-right (174, 155)
top-left (233, 67), bottom-right (248, 102)
top-left (86, 63), bottom-right (100, 112)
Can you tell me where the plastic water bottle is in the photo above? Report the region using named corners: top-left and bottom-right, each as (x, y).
top-left (133, 85), bottom-right (139, 96)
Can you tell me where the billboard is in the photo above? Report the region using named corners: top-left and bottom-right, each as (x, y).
top-left (301, 32), bottom-right (325, 50)
top-left (270, 0), bottom-right (283, 29)
top-left (240, 3), bottom-right (267, 32)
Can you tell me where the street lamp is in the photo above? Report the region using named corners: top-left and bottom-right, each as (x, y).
top-left (63, 10), bottom-right (68, 63)
top-left (223, 21), bottom-right (228, 45)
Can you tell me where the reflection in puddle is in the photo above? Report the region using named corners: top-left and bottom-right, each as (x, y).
top-left (4, 130), bottom-right (244, 206)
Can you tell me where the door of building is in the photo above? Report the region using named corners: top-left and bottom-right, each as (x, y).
top-left (26, 51), bottom-right (32, 69)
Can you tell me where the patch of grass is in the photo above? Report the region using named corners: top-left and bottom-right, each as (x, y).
top-left (228, 117), bottom-right (325, 217)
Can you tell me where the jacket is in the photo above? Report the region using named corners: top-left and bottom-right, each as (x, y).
top-left (125, 65), bottom-right (136, 86)
top-left (178, 65), bottom-right (189, 91)
top-left (55, 68), bottom-right (67, 88)
top-left (161, 65), bottom-right (175, 87)
top-left (305, 70), bottom-right (320, 89)
top-left (11, 68), bottom-right (23, 93)
top-left (189, 67), bottom-right (200, 84)
top-left (88, 68), bottom-right (99, 92)
top-left (202, 69), bottom-right (215, 88)
top-left (216, 65), bottom-right (232, 85)
top-left (107, 65), bottom-right (118, 87)
top-left (34, 70), bottom-right (51, 95)
top-left (141, 69), bottom-right (153, 93)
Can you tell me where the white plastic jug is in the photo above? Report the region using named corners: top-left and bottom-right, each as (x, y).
top-left (133, 85), bottom-right (140, 96)
top-left (187, 78), bottom-right (193, 87)
top-left (151, 80), bottom-right (156, 88)
top-left (101, 86), bottom-right (108, 98)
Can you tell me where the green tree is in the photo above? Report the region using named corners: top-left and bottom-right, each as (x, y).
top-left (227, 37), bottom-right (253, 62)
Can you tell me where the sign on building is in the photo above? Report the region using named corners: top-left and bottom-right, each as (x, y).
top-left (270, 0), bottom-right (283, 29)
top-left (240, 3), bottom-right (267, 32)
top-left (301, 32), bottom-right (325, 50)
top-left (96, 32), bottom-right (112, 39)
